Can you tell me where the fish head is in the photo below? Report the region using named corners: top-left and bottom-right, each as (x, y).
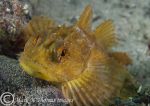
top-left (19, 25), bottom-right (91, 82)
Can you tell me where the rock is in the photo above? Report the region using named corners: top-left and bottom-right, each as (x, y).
top-left (0, 55), bottom-right (67, 106)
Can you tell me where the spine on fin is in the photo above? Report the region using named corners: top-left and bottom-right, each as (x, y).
top-left (76, 5), bottom-right (93, 31)
top-left (94, 20), bottom-right (117, 49)
top-left (22, 16), bottom-right (55, 41)
top-left (61, 49), bottom-right (134, 106)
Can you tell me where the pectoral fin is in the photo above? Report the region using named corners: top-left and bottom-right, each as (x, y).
top-left (61, 50), bottom-right (125, 106)
top-left (61, 71), bottom-right (114, 106)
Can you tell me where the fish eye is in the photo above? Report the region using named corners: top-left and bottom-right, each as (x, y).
top-left (61, 49), bottom-right (67, 57)
top-left (51, 48), bottom-right (67, 63)
top-left (58, 48), bottom-right (67, 62)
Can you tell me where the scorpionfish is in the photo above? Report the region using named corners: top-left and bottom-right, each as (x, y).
top-left (19, 5), bottom-right (137, 106)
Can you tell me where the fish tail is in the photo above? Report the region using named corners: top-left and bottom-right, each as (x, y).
top-left (109, 52), bottom-right (132, 65)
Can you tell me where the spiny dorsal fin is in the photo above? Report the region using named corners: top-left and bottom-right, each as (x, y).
top-left (23, 16), bottom-right (55, 41)
top-left (76, 5), bottom-right (93, 30)
top-left (94, 20), bottom-right (117, 49)
top-left (109, 52), bottom-right (132, 65)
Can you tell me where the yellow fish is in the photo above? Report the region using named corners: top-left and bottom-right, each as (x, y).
top-left (19, 5), bottom-right (137, 106)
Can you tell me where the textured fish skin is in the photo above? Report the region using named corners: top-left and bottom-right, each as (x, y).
top-left (19, 5), bottom-right (137, 106)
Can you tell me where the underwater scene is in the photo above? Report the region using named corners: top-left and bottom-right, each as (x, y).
top-left (0, 0), bottom-right (150, 106)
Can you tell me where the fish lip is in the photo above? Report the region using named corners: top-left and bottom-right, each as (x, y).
top-left (19, 57), bottom-right (51, 81)
top-left (19, 55), bottom-right (43, 74)
top-left (19, 53), bottom-right (89, 82)
top-left (19, 54), bottom-right (64, 82)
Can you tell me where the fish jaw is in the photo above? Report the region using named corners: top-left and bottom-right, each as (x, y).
top-left (19, 55), bottom-right (58, 82)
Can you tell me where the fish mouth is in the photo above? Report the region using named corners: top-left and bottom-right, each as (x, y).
top-left (19, 55), bottom-right (49, 80)
top-left (19, 54), bottom-right (88, 83)
top-left (19, 55), bottom-right (61, 82)
top-left (19, 60), bottom-right (35, 76)
top-left (19, 56), bottom-right (41, 76)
